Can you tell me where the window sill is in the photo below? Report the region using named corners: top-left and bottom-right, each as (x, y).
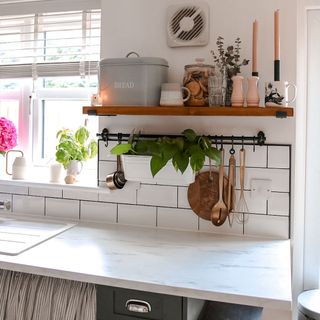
top-left (0, 168), bottom-right (110, 194)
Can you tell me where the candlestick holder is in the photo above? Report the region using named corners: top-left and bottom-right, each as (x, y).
top-left (246, 76), bottom-right (260, 107)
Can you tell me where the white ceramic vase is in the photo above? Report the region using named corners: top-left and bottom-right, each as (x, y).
top-left (231, 75), bottom-right (245, 107)
top-left (66, 160), bottom-right (83, 176)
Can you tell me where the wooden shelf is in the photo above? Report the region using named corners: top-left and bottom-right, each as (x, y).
top-left (83, 105), bottom-right (294, 118)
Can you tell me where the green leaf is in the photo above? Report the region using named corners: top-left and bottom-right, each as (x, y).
top-left (189, 145), bottom-right (205, 172)
top-left (182, 129), bottom-right (197, 142)
top-left (75, 126), bottom-right (89, 145)
top-left (111, 143), bottom-right (132, 155)
top-left (88, 140), bottom-right (98, 158)
top-left (172, 152), bottom-right (189, 174)
top-left (150, 155), bottom-right (168, 177)
top-left (205, 147), bottom-right (221, 164)
top-left (174, 137), bottom-right (184, 151)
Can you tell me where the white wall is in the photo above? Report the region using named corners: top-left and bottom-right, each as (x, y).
top-left (100, 0), bottom-right (296, 143)
top-left (99, 1), bottom-right (297, 319)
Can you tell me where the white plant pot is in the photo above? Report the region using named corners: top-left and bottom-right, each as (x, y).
top-left (121, 155), bottom-right (195, 185)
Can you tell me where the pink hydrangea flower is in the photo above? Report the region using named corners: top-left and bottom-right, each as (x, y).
top-left (0, 117), bottom-right (17, 155)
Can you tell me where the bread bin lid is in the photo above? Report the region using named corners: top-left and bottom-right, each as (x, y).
top-left (298, 290), bottom-right (320, 320)
top-left (100, 52), bottom-right (168, 67)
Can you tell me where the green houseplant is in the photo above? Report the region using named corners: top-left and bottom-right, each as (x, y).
top-left (111, 129), bottom-right (220, 179)
top-left (55, 126), bottom-right (98, 170)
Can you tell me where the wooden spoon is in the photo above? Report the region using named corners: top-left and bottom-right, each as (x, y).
top-left (211, 149), bottom-right (229, 226)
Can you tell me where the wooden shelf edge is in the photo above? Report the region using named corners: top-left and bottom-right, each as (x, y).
top-left (83, 106), bottom-right (294, 118)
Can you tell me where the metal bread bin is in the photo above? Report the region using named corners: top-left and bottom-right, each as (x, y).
top-left (99, 52), bottom-right (169, 106)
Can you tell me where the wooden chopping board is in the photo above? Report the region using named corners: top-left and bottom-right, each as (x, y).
top-left (188, 171), bottom-right (229, 221)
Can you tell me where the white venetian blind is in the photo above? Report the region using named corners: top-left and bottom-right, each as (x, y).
top-left (0, 9), bottom-right (101, 78)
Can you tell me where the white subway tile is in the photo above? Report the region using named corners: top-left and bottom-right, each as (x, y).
top-left (0, 184), bottom-right (28, 195)
top-left (0, 193), bottom-right (12, 212)
top-left (29, 186), bottom-right (62, 198)
top-left (137, 184), bottom-right (177, 207)
top-left (268, 193), bottom-right (290, 216)
top-left (46, 198), bottom-right (79, 220)
top-left (118, 204), bottom-right (156, 227)
top-left (98, 181), bottom-right (137, 204)
top-left (178, 187), bottom-right (191, 209)
top-left (235, 168), bottom-right (289, 192)
top-left (157, 208), bottom-right (198, 231)
top-left (199, 217), bottom-right (243, 235)
top-left (223, 145), bottom-right (267, 168)
top-left (268, 146), bottom-right (290, 169)
top-left (63, 188), bottom-right (98, 201)
top-left (98, 161), bottom-right (117, 181)
top-left (243, 214), bottom-right (289, 239)
top-left (12, 195), bottom-right (44, 216)
top-left (98, 140), bottom-right (118, 161)
top-left (80, 201), bottom-right (117, 223)
top-left (235, 190), bottom-right (266, 214)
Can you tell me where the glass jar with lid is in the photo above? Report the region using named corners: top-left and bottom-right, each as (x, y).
top-left (183, 58), bottom-right (215, 106)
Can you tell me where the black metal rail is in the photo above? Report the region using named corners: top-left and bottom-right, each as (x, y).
top-left (97, 128), bottom-right (267, 147)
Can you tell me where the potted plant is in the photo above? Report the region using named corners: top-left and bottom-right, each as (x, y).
top-left (110, 129), bottom-right (220, 185)
top-left (55, 126), bottom-right (98, 177)
top-left (211, 37), bottom-right (249, 106)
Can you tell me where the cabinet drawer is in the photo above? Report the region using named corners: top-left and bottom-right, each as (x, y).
top-left (97, 285), bottom-right (186, 320)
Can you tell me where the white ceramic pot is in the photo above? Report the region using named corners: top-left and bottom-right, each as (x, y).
top-left (121, 155), bottom-right (195, 185)
top-left (66, 160), bottom-right (83, 176)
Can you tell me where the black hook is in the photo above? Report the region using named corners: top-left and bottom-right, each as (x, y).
top-left (230, 136), bottom-right (235, 155)
top-left (253, 136), bottom-right (256, 152)
top-left (117, 132), bottom-right (123, 144)
top-left (97, 128), bottom-right (109, 147)
top-left (220, 135), bottom-right (223, 150)
top-left (215, 135), bottom-right (218, 149)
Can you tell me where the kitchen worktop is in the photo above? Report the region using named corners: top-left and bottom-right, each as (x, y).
top-left (0, 221), bottom-right (292, 311)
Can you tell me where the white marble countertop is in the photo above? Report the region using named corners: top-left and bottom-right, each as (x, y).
top-left (0, 222), bottom-right (292, 310)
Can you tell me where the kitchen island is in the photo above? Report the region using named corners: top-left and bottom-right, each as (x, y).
top-left (0, 222), bottom-right (291, 311)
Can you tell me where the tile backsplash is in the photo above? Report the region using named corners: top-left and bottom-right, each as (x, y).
top-left (0, 142), bottom-right (291, 240)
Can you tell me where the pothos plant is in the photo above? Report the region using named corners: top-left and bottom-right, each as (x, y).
top-left (55, 126), bottom-right (98, 169)
top-left (110, 129), bottom-right (221, 177)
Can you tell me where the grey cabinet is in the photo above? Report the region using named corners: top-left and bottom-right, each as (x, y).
top-left (97, 285), bottom-right (187, 320)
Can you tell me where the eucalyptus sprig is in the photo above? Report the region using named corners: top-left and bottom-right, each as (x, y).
top-left (111, 129), bottom-right (220, 177)
top-left (211, 36), bottom-right (249, 78)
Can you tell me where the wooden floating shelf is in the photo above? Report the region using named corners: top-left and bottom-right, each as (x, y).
top-left (83, 105), bottom-right (294, 118)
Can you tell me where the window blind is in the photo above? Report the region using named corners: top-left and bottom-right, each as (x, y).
top-left (0, 9), bottom-right (101, 78)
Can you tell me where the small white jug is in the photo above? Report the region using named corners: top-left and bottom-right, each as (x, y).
top-left (5, 150), bottom-right (27, 180)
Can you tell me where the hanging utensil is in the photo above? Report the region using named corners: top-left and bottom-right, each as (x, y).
top-left (211, 148), bottom-right (229, 226)
top-left (235, 145), bottom-right (249, 223)
top-left (106, 134), bottom-right (127, 190)
top-left (188, 167), bottom-right (229, 221)
top-left (227, 141), bottom-right (236, 226)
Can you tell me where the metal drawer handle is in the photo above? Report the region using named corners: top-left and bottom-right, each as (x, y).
top-left (0, 201), bottom-right (10, 211)
top-left (125, 299), bottom-right (152, 313)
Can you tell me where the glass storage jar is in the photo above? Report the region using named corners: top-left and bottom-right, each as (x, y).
top-left (183, 59), bottom-right (215, 106)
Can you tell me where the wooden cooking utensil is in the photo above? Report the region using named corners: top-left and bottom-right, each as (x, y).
top-left (236, 147), bottom-right (249, 223)
top-left (226, 150), bottom-right (236, 226)
top-left (211, 149), bottom-right (229, 226)
top-left (227, 153), bottom-right (236, 212)
top-left (187, 170), bottom-right (229, 221)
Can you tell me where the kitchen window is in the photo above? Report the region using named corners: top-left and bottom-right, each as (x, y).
top-left (0, 7), bottom-right (101, 169)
